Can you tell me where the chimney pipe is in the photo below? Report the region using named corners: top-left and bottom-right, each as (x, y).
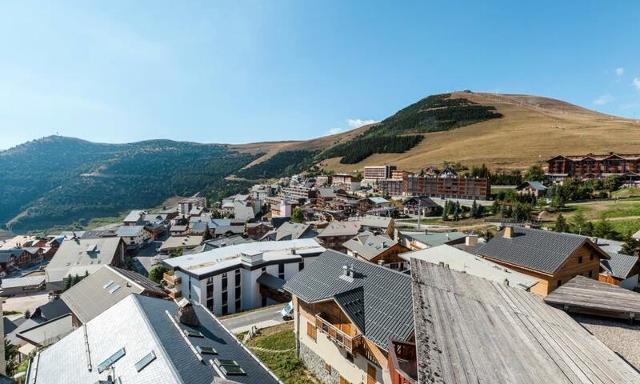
top-left (504, 226), bottom-right (514, 239)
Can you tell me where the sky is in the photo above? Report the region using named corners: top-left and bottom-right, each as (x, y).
top-left (0, 1), bottom-right (639, 149)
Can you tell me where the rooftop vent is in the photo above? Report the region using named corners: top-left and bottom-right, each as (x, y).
top-left (176, 298), bottom-right (199, 327)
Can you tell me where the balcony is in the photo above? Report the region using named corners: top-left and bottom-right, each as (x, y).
top-left (162, 272), bottom-right (181, 286)
top-left (388, 340), bottom-right (417, 384)
top-left (315, 314), bottom-right (362, 354)
top-left (165, 286), bottom-right (182, 300)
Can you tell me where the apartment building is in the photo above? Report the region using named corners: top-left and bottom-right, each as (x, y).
top-left (163, 239), bottom-right (325, 315)
top-left (363, 166), bottom-right (396, 180)
top-left (547, 152), bottom-right (640, 181)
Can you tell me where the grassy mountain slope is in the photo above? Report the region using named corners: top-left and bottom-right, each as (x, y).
top-left (0, 137), bottom-right (257, 232)
top-left (317, 92), bottom-right (640, 172)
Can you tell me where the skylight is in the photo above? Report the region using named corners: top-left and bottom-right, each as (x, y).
top-left (97, 348), bottom-right (126, 373)
top-left (134, 351), bottom-right (156, 372)
top-left (196, 345), bottom-right (217, 355)
top-left (103, 280), bottom-right (114, 289)
top-left (184, 329), bottom-right (204, 338)
top-left (108, 284), bottom-right (121, 294)
top-left (214, 359), bottom-right (246, 376)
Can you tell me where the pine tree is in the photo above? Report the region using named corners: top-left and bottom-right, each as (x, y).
top-left (554, 214), bottom-right (568, 233)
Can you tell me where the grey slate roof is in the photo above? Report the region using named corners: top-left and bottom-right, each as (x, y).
top-left (116, 225), bottom-right (145, 237)
top-left (411, 259), bottom-right (640, 384)
top-left (476, 227), bottom-right (609, 274)
top-left (601, 252), bottom-right (640, 280)
top-left (342, 232), bottom-right (398, 261)
top-left (27, 294), bottom-right (280, 384)
top-left (284, 250), bottom-right (414, 350)
top-left (256, 273), bottom-right (286, 291)
top-left (273, 222), bottom-right (315, 241)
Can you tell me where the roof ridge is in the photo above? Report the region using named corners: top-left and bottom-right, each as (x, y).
top-left (130, 295), bottom-right (185, 383)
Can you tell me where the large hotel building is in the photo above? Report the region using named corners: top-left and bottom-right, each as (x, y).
top-left (547, 153), bottom-right (640, 181)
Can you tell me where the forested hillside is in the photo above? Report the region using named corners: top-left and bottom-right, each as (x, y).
top-left (0, 136), bottom-right (256, 232)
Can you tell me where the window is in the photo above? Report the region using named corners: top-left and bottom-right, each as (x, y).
top-left (97, 348), bottom-right (126, 373)
top-left (222, 291), bottom-right (228, 305)
top-left (196, 345), bottom-right (217, 355)
top-left (307, 321), bottom-right (317, 341)
top-left (299, 260), bottom-right (304, 271)
top-left (235, 286), bottom-right (241, 299)
top-left (278, 263), bottom-right (285, 279)
top-left (235, 298), bottom-right (241, 311)
top-left (261, 266), bottom-right (267, 273)
top-left (577, 256), bottom-right (583, 264)
top-left (222, 273), bottom-right (228, 291)
top-left (206, 277), bottom-right (214, 311)
top-left (134, 351), bottom-right (156, 372)
top-left (222, 304), bottom-right (228, 315)
top-left (234, 269), bottom-right (241, 287)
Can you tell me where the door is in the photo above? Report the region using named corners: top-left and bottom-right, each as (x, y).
top-left (367, 364), bottom-right (376, 384)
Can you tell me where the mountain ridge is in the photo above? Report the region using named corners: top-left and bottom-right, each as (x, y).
top-left (3, 91), bottom-right (640, 232)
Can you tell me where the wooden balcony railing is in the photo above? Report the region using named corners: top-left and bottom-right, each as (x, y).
top-left (166, 286), bottom-right (182, 299)
top-left (388, 340), bottom-right (417, 384)
top-left (315, 314), bottom-right (362, 353)
top-left (162, 272), bottom-right (181, 286)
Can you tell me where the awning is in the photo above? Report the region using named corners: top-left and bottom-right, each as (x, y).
top-left (257, 273), bottom-right (286, 292)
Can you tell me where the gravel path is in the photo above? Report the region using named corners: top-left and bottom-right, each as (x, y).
top-left (573, 314), bottom-right (640, 369)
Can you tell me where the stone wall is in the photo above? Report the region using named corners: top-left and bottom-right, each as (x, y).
top-left (300, 342), bottom-right (339, 384)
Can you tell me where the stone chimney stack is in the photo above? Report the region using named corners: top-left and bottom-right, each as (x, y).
top-left (465, 234), bottom-right (478, 247)
top-left (504, 226), bottom-right (514, 239)
top-left (176, 298), bottom-right (199, 327)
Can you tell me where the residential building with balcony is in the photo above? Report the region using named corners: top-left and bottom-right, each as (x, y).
top-left (163, 239), bottom-right (325, 316)
top-left (546, 152), bottom-right (640, 181)
top-left (364, 166), bottom-right (396, 180)
top-left (284, 250), bottom-right (414, 384)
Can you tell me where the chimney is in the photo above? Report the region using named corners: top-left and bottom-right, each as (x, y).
top-left (503, 278), bottom-right (510, 286)
top-left (504, 226), bottom-right (514, 239)
top-left (343, 265), bottom-right (349, 277)
top-left (176, 298), bottom-right (199, 327)
top-left (465, 234), bottom-right (478, 247)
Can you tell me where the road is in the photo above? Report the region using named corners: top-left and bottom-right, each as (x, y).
top-left (220, 304), bottom-right (285, 334)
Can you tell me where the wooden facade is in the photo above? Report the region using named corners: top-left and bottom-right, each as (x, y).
top-left (483, 242), bottom-right (603, 296)
top-left (547, 153), bottom-right (640, 179)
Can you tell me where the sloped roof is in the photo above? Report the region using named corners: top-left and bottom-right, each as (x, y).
top-left (116, 225), bottom-right (146, 237)
top-left (45, 237), bottom-right (123, 284)
top-left (274, 222), bottom-right (315, 241)
top-left (343, 232), bottom-right (398, 261)
top-left (403, 245), bottom-right (539, 290)
top-left (17, 314), bottom-right (74, 347)
top-left (123, 210), bottom-right (145, 223)
top-left (601, 252), bottom-right (640, 280)
top-left (284, 250), bottom-right (414, 350)
top-left (316, 221), bottom-right (361, 237)
top-left (411, 259), bottom-right (640, 384)
top-left (348, 215), bottom-right (393, 229)
top-left (476, 227), bottom-right (609, 275)
top-left (256, 273), bottom-right (286, 291)
top-left (27, 295), bottom-right (279, 384)
top-left (517, 181), bottom-right (547, 191)
top-left (61, 265), bottom-right (164, 323)
top-left (400, 231), bottom-right (465, 247)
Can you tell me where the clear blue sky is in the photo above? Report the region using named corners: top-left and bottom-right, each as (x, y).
top-left (1, 1), bottom-right (639, 149)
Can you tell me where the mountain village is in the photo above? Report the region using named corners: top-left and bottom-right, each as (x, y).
top-left (0, 154), bottom-right (639, 384)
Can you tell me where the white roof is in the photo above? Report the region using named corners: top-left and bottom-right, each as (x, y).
top-left (165, 239), bottom-right (324, 276)
top-left (403, 245), bottom-right (539, 290)
top-left (1, 275), bottom-right (45, 289)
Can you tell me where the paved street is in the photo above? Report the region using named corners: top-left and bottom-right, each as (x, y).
top-left (220, 304), bottom-right (286, 333)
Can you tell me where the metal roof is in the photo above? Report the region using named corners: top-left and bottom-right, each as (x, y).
top-left (116, 225), bottom-right (146, 237)
top-left (45, 236), bottom-right (123, 284)
top-left (476, 227), bottom-right (609, 274)
top-left (601, 252), bottom-right (640, 279)
top-left (61, 265), bottom-right (164, 323)
top-left (400, 231), bottom-right (465, 247)
top-left (164, 239), bottom-right (324, 277)
top-left (27, 294), bottom-right (280, 384)
top-left (284, 250), bottom-right (414, 350)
